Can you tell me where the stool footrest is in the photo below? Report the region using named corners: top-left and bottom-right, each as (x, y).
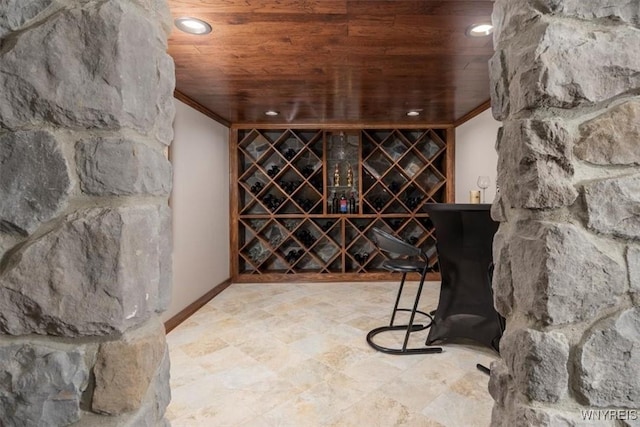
top-left (367, 318), bottom-right (443, 355)
top-left (391, 309), bottom-right (433, 329)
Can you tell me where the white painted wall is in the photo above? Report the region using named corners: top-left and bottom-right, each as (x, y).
top-left (455, 108), bottom-right (501, 203)
top-left (164, 103), bottom-right (498, 320)
top-left (164, 100), bottom-right (230, 321)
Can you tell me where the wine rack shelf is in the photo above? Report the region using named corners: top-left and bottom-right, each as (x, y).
top-left (231, 127), bottom-right (454, 282)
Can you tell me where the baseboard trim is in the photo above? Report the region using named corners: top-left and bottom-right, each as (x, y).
top-left (164, 278), bottom-right (233, 333)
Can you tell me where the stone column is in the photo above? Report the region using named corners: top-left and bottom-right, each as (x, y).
top-left (489, 1), bottom-right (640, 426)
top-left (0, 1), bottom-right (175, 425)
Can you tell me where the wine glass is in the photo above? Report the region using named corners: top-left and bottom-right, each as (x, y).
top-left (477, 175), bottom-right (490, 203)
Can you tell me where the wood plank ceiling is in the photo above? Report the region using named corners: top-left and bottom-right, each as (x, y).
top-left (167, 0), bottom-right (495, 126)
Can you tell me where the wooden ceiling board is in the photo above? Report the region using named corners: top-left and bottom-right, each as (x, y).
top-left (167, 0), bottom-right (494, 125)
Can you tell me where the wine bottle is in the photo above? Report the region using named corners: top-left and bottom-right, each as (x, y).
top-left (284, 148), bottom-right (296, 160)
top-left (349, 192), bottom-right (356, 214)
top-left (333, 193), bottom-right (339, 214)
top-left (339, 193), bottom-right (348, 213)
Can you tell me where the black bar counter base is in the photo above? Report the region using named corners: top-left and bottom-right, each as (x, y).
top-left (424, 203), bottom-right (503, 353)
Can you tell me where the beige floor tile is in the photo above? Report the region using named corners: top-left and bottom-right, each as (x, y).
top-left (314, 343), bottom-right (371, 372)
top-left (450, 370), bottom-right (494, 402)
top-left (278, 358), bottom-right (337, 391)
top-left (178, 335), bottom-right (228, 358)
top-left (329, 390), bottom-right (446, 427)
top-left (263, 371), bottom-right (371, 426)
top-left (168, 347), bottom-right (210, 389)
top-left (235, 335), bottom-right (311, 372)
top-left (170, 397), bottom-right (258, 427)
top-left (166, 281), bottom-right (499, 426)
top-left (289, 332), bottom-right (342, 358)
top-left (421, 390), bottom-right (494, 427)
top-left (193, 345), bottom-right (257, 375)
top-left (340, 354), bottom-right (405, 391)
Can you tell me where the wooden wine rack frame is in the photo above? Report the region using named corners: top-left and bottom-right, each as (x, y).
top-left (230, 125), bottom-right (455, 282)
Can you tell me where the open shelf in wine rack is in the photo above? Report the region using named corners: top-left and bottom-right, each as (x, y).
top-left (231, 126), bottom-right (454, 282)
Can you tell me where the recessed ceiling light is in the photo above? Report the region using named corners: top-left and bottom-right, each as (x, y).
top-left (265, 110), bottom-right (279, 116)
top-left (407, 111), bottom-right (420, 117)
top-left (466, 23), bottom-right (493, 37)
top-left (175, 17), bottom-right (212, 35)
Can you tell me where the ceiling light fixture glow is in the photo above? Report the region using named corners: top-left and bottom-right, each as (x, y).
top-left (265, 110), bottom-right (279, 116)
top-left (406, 111), bottom-right (420, 117)
top-left (466, 23), bottom-right (493, 37)
top-left (175, 17), bottom-right (212, 35)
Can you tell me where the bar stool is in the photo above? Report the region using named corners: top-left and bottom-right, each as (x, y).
top-left (366, 228), bottom-right (442, 355)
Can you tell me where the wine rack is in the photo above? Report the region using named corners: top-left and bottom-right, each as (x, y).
top-left (231, 127), bottom-right (453, 282)
top-left (237, 129), bottom-right (324, 216)
top-left (361, 129), bottom-right (447, 214)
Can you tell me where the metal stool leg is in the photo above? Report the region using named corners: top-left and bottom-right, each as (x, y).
top-left (389, 273), bottom-right (407, 326)
top-left (401, 269), bottom-right (427, 351)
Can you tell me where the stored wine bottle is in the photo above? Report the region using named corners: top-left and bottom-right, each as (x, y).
top-left (349, 193), bottom-right (356, 214)
top-left (284, 148), bottom-right (297, 160)
top-left (339, 193), bottom-right (348, 213)
top-left (333, 193), bottom-right (339, 214)
top-left (301, 165), bottom-right (314, 177)
top-left (252, 181), bottom-right (264, 194)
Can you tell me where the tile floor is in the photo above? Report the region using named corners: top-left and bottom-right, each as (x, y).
top-left (166, 281), bottom-right (499, 426)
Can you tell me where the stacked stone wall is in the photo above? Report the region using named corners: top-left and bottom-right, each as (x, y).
top-left (0, 1), bottom-right (174, 425)
top-left (490, 1), bottom-right (640, 425)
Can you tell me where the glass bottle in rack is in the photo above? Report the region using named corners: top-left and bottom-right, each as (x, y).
top-left (339, 193), bottom-right (348, 213)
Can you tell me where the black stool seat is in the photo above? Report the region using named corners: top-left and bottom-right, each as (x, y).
top-left (366, 228), bottom-right (443, 355)
top-left (380, 259), bottom-right (426, 272)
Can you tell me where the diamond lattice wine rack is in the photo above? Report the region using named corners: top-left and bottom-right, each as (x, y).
top-left (231, 127), bottom-right (453, 282)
